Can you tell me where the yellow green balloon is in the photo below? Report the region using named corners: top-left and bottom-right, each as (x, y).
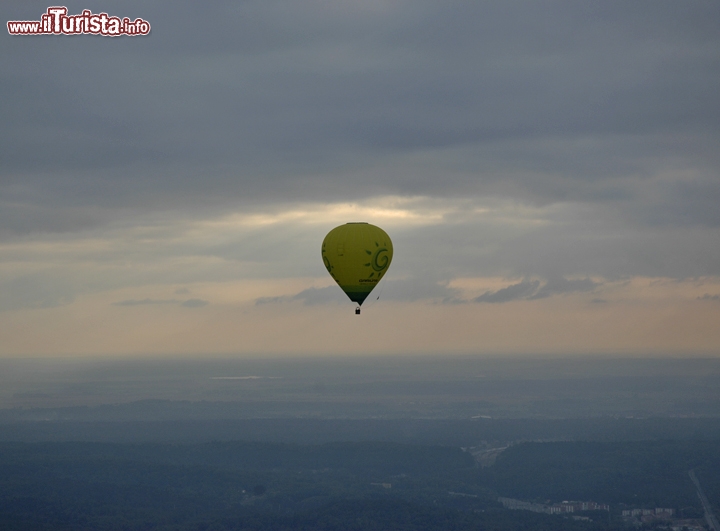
top-left (322, 223), bottom-right (393, 306)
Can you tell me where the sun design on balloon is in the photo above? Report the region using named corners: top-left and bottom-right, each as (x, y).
top-left (364, 241), bottom-right (389, 279)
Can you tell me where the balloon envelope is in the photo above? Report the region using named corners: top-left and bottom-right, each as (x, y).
top-left (322, 223), bottom-right (393, 305)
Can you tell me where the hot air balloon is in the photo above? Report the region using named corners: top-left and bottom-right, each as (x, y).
top-left (321, 223), bottom-right (393, 314)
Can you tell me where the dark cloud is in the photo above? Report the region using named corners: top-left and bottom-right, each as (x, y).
top-left (395, 211), bottom-right (720, 280)
top-left (473, 277), bottom-right (600, 304)
top-left (293, 286), bottom-right (345, 306)
top-left (112, 299), bottom-right (179, 306)
top-left (473, 280), bottom-right (540, 304)
top-left (529, 277), bottom-right (600, 300)
top-left (255, 286), bottom-right (343, 306)
top-left (374, 278), bottom-right (458, 302)
top-left (2, 0), bottom-right (719, 285)
top-left (2, 1), bottom-right (719, 216)
top-left (259, 276), bottom-right (599, 306)
top-left (698, 294), bottom-right (720, 301)
top-left (255, 278), bottom-right (458, 306)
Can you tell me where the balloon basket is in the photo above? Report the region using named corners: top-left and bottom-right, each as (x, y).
top-left (355, 307), bottom-right (361, 315)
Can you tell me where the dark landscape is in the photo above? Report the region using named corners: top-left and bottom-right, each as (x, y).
top-left (1, 356), bottom-right (719, 530)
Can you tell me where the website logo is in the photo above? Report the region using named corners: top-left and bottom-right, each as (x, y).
top-left (7, 6), bottom-right (150, 36)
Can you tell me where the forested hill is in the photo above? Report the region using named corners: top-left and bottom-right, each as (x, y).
top-left (1, 439), bottom-right (719, 530)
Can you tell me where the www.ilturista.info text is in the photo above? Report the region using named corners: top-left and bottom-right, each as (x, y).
top-left (7, 7), bottom-right (150, 36)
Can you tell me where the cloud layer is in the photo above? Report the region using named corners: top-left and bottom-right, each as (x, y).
top-left (1, 1), bottom-right (719, 354)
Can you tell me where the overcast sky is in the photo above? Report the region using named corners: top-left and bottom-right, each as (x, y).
top-left (2, 0), bottom-right (719, 357)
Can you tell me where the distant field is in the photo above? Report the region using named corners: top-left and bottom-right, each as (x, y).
top-left (2, 355), bottom-right (719, 418)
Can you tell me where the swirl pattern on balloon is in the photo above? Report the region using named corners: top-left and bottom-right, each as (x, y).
top-left (372, 248), bottom-right (389, 272)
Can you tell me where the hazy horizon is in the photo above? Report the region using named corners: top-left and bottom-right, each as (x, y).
top-left (2, 355), bottom-right (719, 421)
